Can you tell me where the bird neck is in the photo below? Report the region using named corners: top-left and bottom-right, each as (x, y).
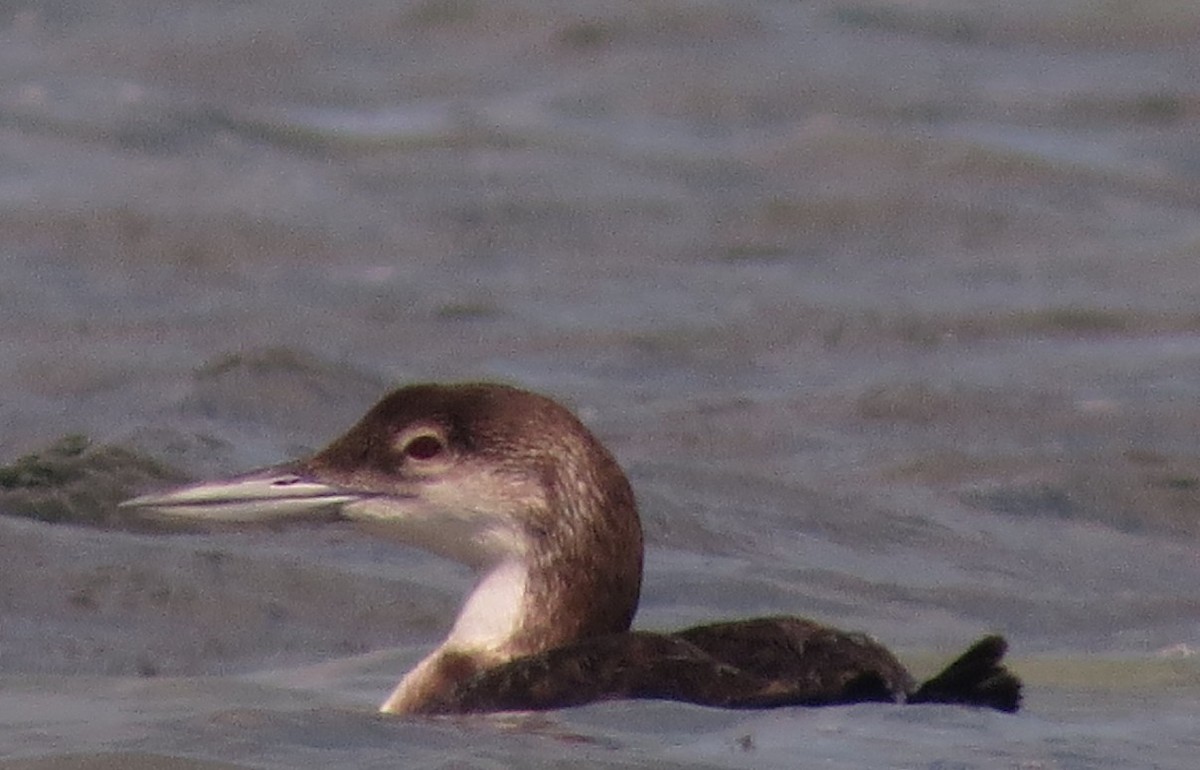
top-left (381, 476), bottom-right (644, 714)
top-left (379, 548), bottom-right (637, 714)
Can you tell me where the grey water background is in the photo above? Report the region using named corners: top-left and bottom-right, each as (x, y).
top-left (2, 0), bottom-right (1199, 767)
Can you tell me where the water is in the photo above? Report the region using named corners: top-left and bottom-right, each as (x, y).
top-left (2, 1), bottom-right (1199, 767)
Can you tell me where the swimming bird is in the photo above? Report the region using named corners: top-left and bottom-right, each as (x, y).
top-left (122, 382), bottom-right (1021, 714)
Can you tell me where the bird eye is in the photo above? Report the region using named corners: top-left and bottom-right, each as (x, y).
top-left (402, 434), bottom-right (445, 461)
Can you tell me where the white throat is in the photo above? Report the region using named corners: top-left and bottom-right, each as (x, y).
top-left (445, 559), bottom-right (529, 651)
top-left (379, 559), bottom-right (530, 713)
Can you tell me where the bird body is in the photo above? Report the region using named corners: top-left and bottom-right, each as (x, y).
top-left (123, 383), bottom-right (1020, 714)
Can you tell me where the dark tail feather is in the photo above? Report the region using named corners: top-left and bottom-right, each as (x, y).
top-left (908, 635), bottom-right (1022, 713)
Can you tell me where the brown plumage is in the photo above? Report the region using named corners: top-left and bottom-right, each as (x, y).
top-left (422, 620), bottom-right (1019, 714)
top-left (123, 382), bottom-right (1021, 715)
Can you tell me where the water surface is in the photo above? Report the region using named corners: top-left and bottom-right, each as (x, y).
top-left (2, 1), bottom-right (1199, 767)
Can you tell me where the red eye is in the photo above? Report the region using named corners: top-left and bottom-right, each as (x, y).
top-left (403, 434), bottom-right (445, 461)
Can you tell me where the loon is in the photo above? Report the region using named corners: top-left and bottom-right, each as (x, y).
top-left (122, 382), bottom-right (1021, 715)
